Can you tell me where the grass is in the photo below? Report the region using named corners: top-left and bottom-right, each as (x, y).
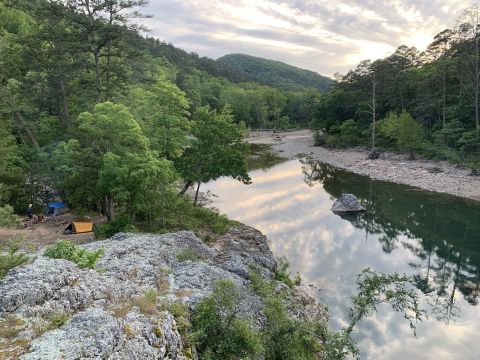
top-left (176, 248), bottom-right (201, 262)
top-left (133, 289), bottom-right (158, 315)
top-left (32, 312), bottom-right (70, 337)
top-left (0, 315), bottom-right (25, 338)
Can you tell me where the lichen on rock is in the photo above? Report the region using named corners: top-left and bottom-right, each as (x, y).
top-left (0, 225), bottom-right (327, 359)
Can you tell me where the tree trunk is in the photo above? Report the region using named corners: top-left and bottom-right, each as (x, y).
top-left (194, 182), bottom-right (201, 206)
top-left (14, 112), bottom-right (39, 148)
top-left (94, 51), bottom-right (103, 103)
top-left (372, 76), bottom-right (376, 152)
top-left (106, 4), bottom-right (113, 101)
top-left (106, 196), bottom-right (115, 221)
top-left (476, 36), bottom-right (479, 138)
top-left (179, 181), bottom-right (193, 195)
top-left (59, 74), bottom-right (69, 126)
top-left (442, 63), bottom-right (446, 128)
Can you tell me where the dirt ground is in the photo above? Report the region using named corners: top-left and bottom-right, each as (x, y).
top-left (0, 212), bottom-right (106, 251)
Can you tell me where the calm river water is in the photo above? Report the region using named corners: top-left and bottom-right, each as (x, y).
top-left (203, 154), bottom-right (480, 360)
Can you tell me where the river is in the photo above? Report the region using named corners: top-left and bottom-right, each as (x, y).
top-left (203, 150), bottom-right (480, 359)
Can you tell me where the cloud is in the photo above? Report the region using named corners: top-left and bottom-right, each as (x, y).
top-left (139, 0), bottom-right (471, 77)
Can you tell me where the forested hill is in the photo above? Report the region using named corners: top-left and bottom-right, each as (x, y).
top-left (217, 53), bottom-right (333, 92)
top-left (140, 37), bottom-right (254, 84)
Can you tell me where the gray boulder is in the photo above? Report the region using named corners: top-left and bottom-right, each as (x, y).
top-left (331, 193), bottom-right (366, 213)
top-left (0, 225), bottom-right (327, 359)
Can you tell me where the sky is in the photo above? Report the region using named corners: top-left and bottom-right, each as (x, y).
top-left (140, 0), bottom-right (473, 77)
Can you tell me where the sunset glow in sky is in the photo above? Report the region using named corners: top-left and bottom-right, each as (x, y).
top-left (141, 0), bottom-right (472, 76)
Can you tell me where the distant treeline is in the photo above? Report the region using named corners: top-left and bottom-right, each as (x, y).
top-left (313, 7), bottom-right (480, 169)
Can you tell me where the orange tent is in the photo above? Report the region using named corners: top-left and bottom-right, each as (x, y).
top-left (64, 222), bottom-right (93, 234)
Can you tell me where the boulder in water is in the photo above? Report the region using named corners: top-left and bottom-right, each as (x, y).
top-left (331, 193), bottom-right (366, 213)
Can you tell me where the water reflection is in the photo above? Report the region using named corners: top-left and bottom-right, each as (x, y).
top-left (203, 158), bottom-right (480, 360)
top-left (301, 158), bottom-right (480, 319)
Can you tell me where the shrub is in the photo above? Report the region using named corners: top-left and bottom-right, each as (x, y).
top-left (94, 215), bottom-right (138, 239)
top-left (249, 267), bottom-right (323, 360)
top-left (44, 240), bottom-right (104, 269)
top-left (155, 195), bottom-right (231, 237)
top-left (0, 205), bottom-right (22, 228)
top-left (274, 256), bottom-right (299, 288)
top-left (313, 131), bottom-right (326, 146)
top-left (191, 280), bottom-right (263, 360)
top-left (0, 240), bottom-right (29, 278)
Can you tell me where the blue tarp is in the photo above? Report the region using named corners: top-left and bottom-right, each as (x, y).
top-left (48, 202), bottom-right (66, 208)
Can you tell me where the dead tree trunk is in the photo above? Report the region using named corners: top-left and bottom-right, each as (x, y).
top-left (14, 112), bottom-right (39, 148)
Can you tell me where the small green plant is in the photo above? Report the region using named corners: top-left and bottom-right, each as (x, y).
top-left (0, 205), bottom-right (22, 228)
top-left (176, 248), bottom-right (201, 262)
top-left (44, 240), bottom-right (104, 269)
top-left (0, 240), bottom-right (29, 278)
top-left (274, 256), bottom-right (296, 288)
top-left (159, 301), bottom-right (191, 335)
top-left (133, 289), bottom-right (158, 315)
top-left (47, 312), bottom-right (69, 329)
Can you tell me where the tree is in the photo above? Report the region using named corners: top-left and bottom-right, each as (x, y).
top-left (64, 0), bottom-right (148, 102)
top-left (0, 121), bottom-right (25, 206)
top-left (379, 111), bottom-right (426, 158)
top-left (457, 5), bottom-right (480, 137)
top-left (125, 75), bottom-right (191, 159)
top-left (177, 106), bottom-right (251, 205)
top-left (55, 101), bottom-right (171, 220)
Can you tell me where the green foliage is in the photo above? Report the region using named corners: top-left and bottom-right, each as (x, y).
top-left (45, 312), bottom-right (69, 330)
top-left (44, 240), bottom-right (104, 269)
top-left (218, 53), bottom-right (332, 92)
top-left (0, 241), bottom-right (29, 278)
top-left (93, 216), bottom-right (138, 239)
top-left (191, 280), bottom-right (264, 360)
top-left (176, 106), bottom-right (251, 194)
top-left (274, 256), bottom-right (298, 288)
top-left (158, 301), bottom-right (191, 335)
top-left (0, 123), bottom-right (25, 206)
top-left (378, 112), bottom-right (427, 154)
top-left (263, 296), bottom-right (323, 360)
top-left (149, 193), bottom-right (231, 236)
top-left (249, 267), bottom-right (323, 360)
top-left (0, 205), bottom-right (22, 228)
top-left (346, 268), bottom-right (424, 336)
top-left (125, 76), bottom-right (191, 159)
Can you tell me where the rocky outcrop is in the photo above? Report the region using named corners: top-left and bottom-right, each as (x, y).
top-left (0, 225), bottom-right (327, 359)
top-left (331, 193), bottom-right (366, 213)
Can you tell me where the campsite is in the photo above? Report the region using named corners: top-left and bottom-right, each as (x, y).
top-left (0, 212), bottom-right (102, 250)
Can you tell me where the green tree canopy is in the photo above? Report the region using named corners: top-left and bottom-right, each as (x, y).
top-left (177, 106), bottom-right (251, 204)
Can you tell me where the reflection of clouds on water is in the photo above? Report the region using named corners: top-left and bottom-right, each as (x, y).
top-left (204, 159), bottom-right (480, 360)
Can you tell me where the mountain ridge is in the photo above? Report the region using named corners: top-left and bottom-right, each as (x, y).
top-left (217, 53), bottom-right (333, 92)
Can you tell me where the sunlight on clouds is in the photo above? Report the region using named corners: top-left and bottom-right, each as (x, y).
top-left (144, 0), bottom-right (474, 79)
top-left (345, 40), bottom-right (395, 66)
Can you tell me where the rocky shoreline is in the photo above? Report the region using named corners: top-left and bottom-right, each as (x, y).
top-left (248, 129), bottom-right (480, 201)
top-left (0, 225), bottom-right (327, 359)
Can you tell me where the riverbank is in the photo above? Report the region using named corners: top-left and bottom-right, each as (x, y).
top-left (247, 129), bottom-right (480, 201)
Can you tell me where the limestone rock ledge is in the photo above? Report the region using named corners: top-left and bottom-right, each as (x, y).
top-left (0, 225), bottom-right (328, 359)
